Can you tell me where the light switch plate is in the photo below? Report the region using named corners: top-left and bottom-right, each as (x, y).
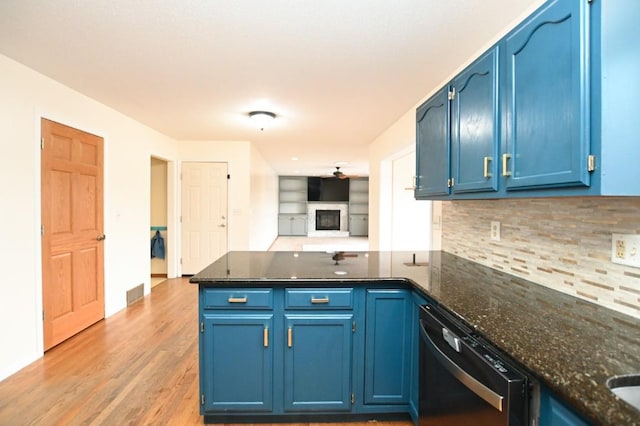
top-left (611, 234), bottom-right (640, 268)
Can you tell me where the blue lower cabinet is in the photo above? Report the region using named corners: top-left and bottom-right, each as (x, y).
top-left (283, 314), bottom-right (354, 412)
top-left (199, 285), bottom-right (416, 421)
top-left (201, 314), bottom-right (274, 412)
top-left (364, 289), bottom-right (412, 405)
top-left (540, 386), bottom-right (590, 426)
top-left (409, 292), bottom-right (428, 422)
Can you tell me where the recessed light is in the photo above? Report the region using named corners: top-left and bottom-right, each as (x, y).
top-left (291, 157), bottom-right (299, 161)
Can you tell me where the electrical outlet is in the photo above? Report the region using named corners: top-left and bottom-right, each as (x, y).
top-left (491, 221), bottom-right (501, 242)
top-left (611, 234), bottom-right (640, 268)
top-left (615, 238), bottom-right (626, 259)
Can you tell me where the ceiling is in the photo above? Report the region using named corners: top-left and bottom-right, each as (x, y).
top-left (0, 0), bottom-right (541, 177)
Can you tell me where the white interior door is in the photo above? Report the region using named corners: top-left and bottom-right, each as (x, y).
top-left (181, 162), bottom-right (228, 274)
top-left (391, 152), bottom-right (432, 250)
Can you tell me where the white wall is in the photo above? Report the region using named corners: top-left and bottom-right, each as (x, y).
top-left (368, 110), bottom-right (416, 250)
top-left (249, 145), bottom-right (279, 250)
top-left (0, 53), bottom-right (178, 380)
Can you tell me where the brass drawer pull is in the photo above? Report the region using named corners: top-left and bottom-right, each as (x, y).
top-left (502, 153), bottom-right (512, 177)
top-left (311, 297), bottom-right (330, 304)
top-left (264, 327), bottom-right (269, 348)
top-left (288, 327), bottom-right (293, 348)
top-left (483, 156), bottom-right (492, 178)
top-left (228, 296), bottom-right (247, 303)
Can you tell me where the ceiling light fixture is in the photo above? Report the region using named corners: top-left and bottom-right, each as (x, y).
top-left (249, 110), bottom-right (276, 130)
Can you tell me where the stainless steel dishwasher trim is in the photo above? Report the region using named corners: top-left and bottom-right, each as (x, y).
top-left (420, 318), bottom-right (505, 412)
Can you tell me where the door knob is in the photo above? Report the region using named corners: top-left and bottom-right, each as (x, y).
top-left (96, 234), bottom-right (106, 241)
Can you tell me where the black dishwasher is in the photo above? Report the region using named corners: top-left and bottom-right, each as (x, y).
top-left (419, 303), bottom-right (534, 426)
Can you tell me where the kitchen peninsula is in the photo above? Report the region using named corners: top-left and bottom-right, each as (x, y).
top-left (190, 251), bottom-right (640, 425)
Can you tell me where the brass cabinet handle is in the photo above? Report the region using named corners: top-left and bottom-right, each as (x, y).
top-left (483, 157), bottom-right (492, 178)
top-left (311, 297), bottom-right (330, 304)
top-left (264, 327), bottom-right (269, 348)
top-left (287, 327), bottom-right (293, 348)
top-left (228, 297), bottom-right (247, 303)
top-left (502, 154), bottom-right (512, 177)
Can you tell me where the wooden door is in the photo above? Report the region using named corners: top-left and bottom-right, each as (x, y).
top-left (181, 162), bottom-right (228, 275)
top-left (41, 118), bottom-right (104, 350)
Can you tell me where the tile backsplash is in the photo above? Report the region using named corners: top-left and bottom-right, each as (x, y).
top-left (441, 197), bottom-right (640, 319)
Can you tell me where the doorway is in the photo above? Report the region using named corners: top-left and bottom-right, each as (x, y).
top-left (150, 157), bottom-right (168, 288)
top-left (41, 118), bottom-right (105, 350)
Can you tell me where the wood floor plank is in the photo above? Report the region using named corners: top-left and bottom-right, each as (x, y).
top-left (0, 278), bottom-right (412, 426)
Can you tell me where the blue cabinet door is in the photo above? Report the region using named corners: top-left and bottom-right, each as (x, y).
top-left (201, 314), bottom-right (273, 412)
top-left (284, 314), bottom-right (353, 412)
top-left (451, 46), bottom-right (500, 194)
top-left (409, 292), bottom-right (428, 422)
top-left (364, 289), bottom-right (411, 405)
top-left (540, 386), bottom-right (590, 425)
top-left (415, 86), bottom-right (451, 198)
top-left (504, 0), bottom-right (591, 190)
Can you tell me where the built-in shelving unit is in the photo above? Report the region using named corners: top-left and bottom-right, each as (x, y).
top-left (278, 176), bottom-right (308, 235)
top-left (349, 178), bottom-right (369, 236)
top-left (278, 176), bottom-right (369, 236)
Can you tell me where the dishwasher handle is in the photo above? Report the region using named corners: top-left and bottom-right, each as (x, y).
top-left (419, 318), bottom-right (505, 412)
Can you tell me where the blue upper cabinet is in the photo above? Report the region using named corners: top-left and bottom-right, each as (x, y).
top-left (415, 86), bottom-right (450, 198)
top-left (451, 46), bottom-right (500, 194)
top-left (503, 0), bottom-right (591, 191)
top-left (414, 0), bottom-right (640, 199)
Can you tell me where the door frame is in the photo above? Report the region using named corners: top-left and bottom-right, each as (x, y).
top-left (34, 113), bottom-right (109, 355)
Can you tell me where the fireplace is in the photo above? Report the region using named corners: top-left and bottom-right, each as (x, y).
top-left (315, 210), bottom-right (340, 231)
top-left (307, 203), bottom-right (349, 237)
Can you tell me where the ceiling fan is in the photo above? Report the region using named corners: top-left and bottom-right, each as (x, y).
top-left (324, 166), bottom-right (359, 180)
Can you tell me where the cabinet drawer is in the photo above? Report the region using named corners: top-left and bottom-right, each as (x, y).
top-left (285, 288), bottom-right (353, 309)
top-left (203, 289), bottom-right (273, 310)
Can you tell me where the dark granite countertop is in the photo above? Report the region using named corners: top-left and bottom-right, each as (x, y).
top-left (190, 250), bottom-right (640, 425)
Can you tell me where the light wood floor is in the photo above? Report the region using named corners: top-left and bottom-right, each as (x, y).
top-left (0, 278), bottom-right (411, 426)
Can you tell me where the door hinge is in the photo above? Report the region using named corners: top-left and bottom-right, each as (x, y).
top-left (201, 394), bottom-right (205, 405)
top-left (180, 258), bottom-right (183, 265)
top-left (448, 88), bottom-right (456, 101)
top-left (200, 322), bottom-right (204, 333)
top-left (351, 393), bottom-right (355, 404)
top-left (587, 155), bottom-right (596, 172)
top-left (227, 174), bottom-right (230, 180)
top-left (42, 310), bottom-right (45, 321)
top-left (41, 225), bottom-right (44, 236)
top-left (40, 137), bottom-right (45, 149)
